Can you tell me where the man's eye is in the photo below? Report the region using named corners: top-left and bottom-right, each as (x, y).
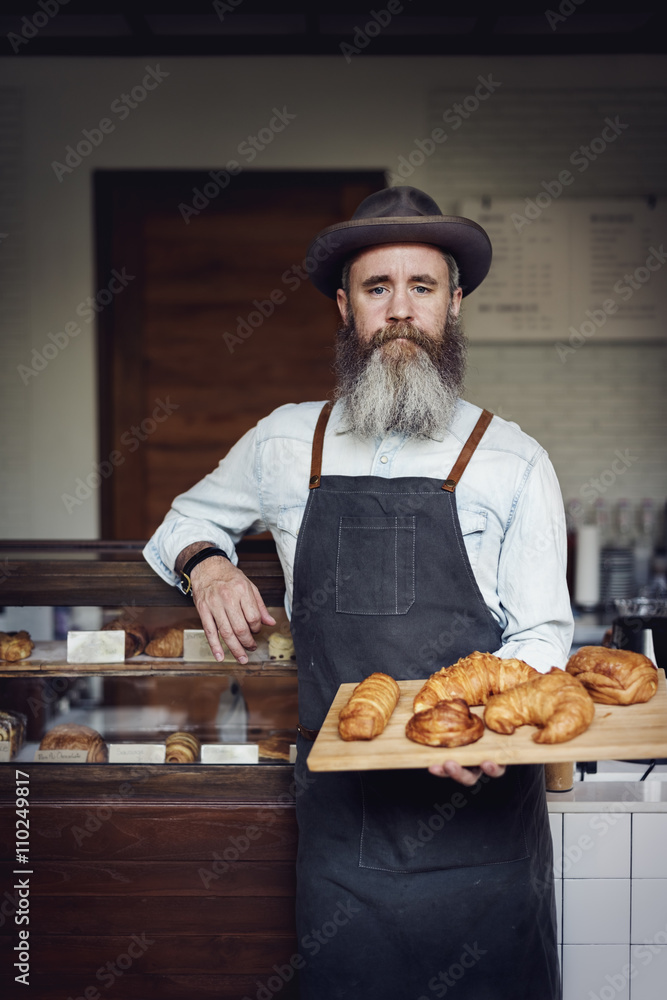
top-left (414, 285), bottom-right (430, 293)
top-left (369, 286), bottom-right (386, 295)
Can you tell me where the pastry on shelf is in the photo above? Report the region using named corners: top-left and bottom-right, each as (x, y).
top-left (165, 731), bottom-right (201, 763)
top-left (101, 617), bottom-right (149, 658)
top-left (566, 645), bottom-right (658, 705)
top-left (144, 618), bottom-right (201, 658)
top-left (39, 723), bottom-right (108, 762)
top-left (338, 672), bottom-right (400, 741)
top-left (406, 698), bottom-right (484, 748)
top-left (0, 709), bottom-right (27, 757)
top-left (0, 630), bottom-right (34, 663)
top-left (258, 737), bottom-right (292, 761)
top-left (413, 651), bottom-right (538, 713)
top-left (483, 667), bottom-right (595, 744)
top-left (268, 631), bottom-right (295, 661)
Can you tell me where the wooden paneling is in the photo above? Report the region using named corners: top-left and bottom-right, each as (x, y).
top-left (95, 170), bottom-right (386, 539)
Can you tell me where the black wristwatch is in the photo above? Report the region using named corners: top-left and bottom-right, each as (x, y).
top-left (178, 546), bottom-right (231, 596)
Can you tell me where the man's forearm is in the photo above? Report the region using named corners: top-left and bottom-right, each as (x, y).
top-left (174, 540), bottom-right (218, 575)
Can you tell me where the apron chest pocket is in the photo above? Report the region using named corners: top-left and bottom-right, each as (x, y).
top-left (336, 515), bottom-right (415, 615)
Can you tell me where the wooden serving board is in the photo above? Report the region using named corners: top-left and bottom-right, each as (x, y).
top-left (307, 669), bottom-right (667, 771)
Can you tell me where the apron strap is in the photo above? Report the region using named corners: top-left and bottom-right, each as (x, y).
top-left (442, 409), bottom-right (494, 492)
top-left (309, 401), bottom-right (333, 488)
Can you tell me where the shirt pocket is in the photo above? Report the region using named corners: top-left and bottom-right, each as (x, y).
top-left (336, 515), bottom-right (416, 615)
top-left (457, 506), bottom-right (488, 572)
top-left (276, 503), bottom-right (306, 539)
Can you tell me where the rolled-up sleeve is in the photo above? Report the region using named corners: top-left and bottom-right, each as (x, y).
top-left (143, 424), bottom-right (266, 588)
top-left (493, 451), bottom-right (574, 672)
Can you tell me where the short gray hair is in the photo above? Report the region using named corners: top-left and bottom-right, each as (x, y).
top-left (340, 247), bottom-right (460, 298)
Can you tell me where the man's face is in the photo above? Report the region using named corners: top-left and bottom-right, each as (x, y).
top-left (336, 243), bottom-right (462, 356)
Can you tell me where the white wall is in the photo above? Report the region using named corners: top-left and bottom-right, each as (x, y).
top-left (0, 54), bottom-right (665, 538)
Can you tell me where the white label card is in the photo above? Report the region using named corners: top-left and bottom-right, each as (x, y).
top-left (201, 744), bottom-right (259, 764)
top-left (108, 744), bottom-right (166, 764)
top-left (34, 749), bottom-right (89, 762)
top-left (67, 630), bottom-right (125, 663)
top-left (0, 742), bottom-right (11, 762)
top-left (183, 630), bottom-right (222, 662)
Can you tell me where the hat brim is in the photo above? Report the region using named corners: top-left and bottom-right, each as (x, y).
top-left (306, 215), bottom-right (492, 299)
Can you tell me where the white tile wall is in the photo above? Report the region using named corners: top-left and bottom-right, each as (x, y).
top-left (562, 813), bottom-right (632, 879)
top-left (629, 945), bottom-right (667, 1000)
top-left (632, 815), bottom-right (667, 878)
top-left (562, 944), bottom-right (631, 1000)
top-left (563, 878), bottom-right (631, 944)
top-left (631, 881), bottom-right (667, 944)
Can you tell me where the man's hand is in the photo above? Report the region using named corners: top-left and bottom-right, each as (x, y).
top-left (428, 760), bottom-right (506, 786)
top-left (189, 556), bottom-right (276, 664)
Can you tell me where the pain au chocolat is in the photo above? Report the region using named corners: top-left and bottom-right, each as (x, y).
top-left (39, 723), bottom-right (108, 762)
top-left (338, 672), bottom-right (400, 741)
top-left (566, 645), bottom-right (658, 705)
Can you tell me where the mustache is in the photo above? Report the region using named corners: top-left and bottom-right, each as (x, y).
top-left (362, 322), bottom-right (439, 358)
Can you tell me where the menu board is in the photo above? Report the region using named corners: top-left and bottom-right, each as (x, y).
top-left (461, 199), bottom-right (667, 342)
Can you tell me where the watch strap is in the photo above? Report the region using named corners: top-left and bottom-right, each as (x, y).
top-left (179, 546), bottom-right (231, 596)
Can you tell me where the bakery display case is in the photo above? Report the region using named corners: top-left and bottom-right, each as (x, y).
top-left (0, 540), bottom-right (300, 999)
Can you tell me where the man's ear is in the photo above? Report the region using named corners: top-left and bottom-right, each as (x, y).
top-left (450, 287), bottom-right (463, 317)
top-left (336, 288), bottom-right (349, 323)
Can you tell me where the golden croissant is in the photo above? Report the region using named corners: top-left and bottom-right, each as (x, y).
top-left (484, 667), bottom-right (595, 744)
top-left (413, 651), bottom-right (539, 713)
top-left (566, 645), bottom-right (658, 705)
top-left (406, 698), bottom-right (485, 748)
top-left (165, 731), bottom-right (201, 763)
top-left (338, 672), bottom-right (400, 741)
top-left (0, 630), bottom-right (34, 663)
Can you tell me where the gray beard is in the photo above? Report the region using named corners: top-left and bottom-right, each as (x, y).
top-left (334, 308), bottom-right (467, 439)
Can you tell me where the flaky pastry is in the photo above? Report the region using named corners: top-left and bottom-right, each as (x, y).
top-left (0, 630), bottom-right (34, 663)
top-left (413, 651), bottom-right (539, 713)
top-left (338, 672), bottom-right (400, 741)
top-left (483, 667), bottom-right (595, 744)
top-left (145, 619), bottom-right (200, 658)
top-left (165, 731), bottom-right (200, 763)
top-left (406, 698), bottom-right (484, 748)
top-left (566, 645), bottom-right (658, 705)
top-left (102, 618), bottom-right (148, 658)
top-left (39, 723), bottom-right (108, 762)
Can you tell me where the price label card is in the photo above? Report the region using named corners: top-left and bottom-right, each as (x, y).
top-left (0, 742), bottom-right (11, 762)
top-left (183, 630), bottom-right (222, 662)
top-left (201, 744), bottom-right (259, 764)
top-left (34, 749), bottom-right (89, 763)
top-left (67, 630), bottom-right (125, 663)
top-left (108, 744), bottom-right (166, 764)
top-left (289, 744), bottom-right (297, 764)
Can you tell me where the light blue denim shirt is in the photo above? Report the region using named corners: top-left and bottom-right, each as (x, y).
top-left (144, 398), bottom-right (574, 672)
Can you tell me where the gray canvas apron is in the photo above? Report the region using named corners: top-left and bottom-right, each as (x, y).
top-left (290, 404), bottom-right (559, 1000)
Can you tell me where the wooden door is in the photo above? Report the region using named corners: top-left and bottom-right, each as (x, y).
top-left (95, 170), bottom-right (385, 539)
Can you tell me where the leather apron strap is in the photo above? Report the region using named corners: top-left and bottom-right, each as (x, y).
top-left (307, 402), bottom-right (494, 493)
top-left (441, 408), bottom-right (494, 492)
top-left (309, 401), bottom-right (333, 489)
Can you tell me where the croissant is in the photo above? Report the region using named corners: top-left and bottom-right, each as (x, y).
top-left (39, 723), bottom-right (108, 762)
top-left (413, 651), bottom-right (539, 713)
top-left (145, 619), bottom-right (200, 658)
top-left (0, 630), bottom-right (34, 663)
top-left (165, 731), bottom-right (200, 763)
top-left (102, 618), bottom-right (148, 658)
top-left (484, 667), bottom-right (595, 744)
top-left (566, 645), bottom-right (658, 705)
top-left (338, 672), bottom-right (400, 741)
top-left (406, 698), bottom-right (484, 747)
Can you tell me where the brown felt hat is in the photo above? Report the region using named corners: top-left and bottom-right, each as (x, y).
top-left (306, 186), bottom-right (492, 299)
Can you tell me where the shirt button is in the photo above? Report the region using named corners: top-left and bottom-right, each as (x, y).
top-left (380, 455), bottom-right (388, 464)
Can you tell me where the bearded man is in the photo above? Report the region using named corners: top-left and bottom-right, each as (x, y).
top-left (144, 186), bottom-right (573, 1000)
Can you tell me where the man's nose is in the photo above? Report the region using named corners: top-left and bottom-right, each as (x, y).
top-left (386, 286), bottom-right (413, 322)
